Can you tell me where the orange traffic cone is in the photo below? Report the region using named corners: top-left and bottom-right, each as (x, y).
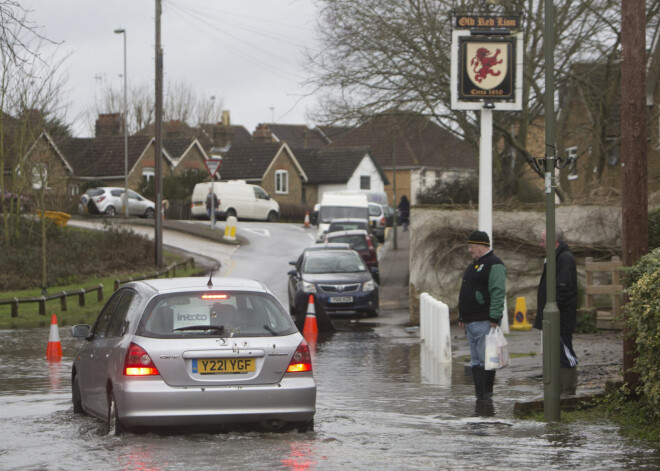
top-left (46, 313), bottom-right (62, 361)
top-left (304, 211), bottom-right (310, 228)
top-left (302, 294), bottom-right (318, 335)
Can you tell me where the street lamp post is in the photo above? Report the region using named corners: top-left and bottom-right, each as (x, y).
top-left (114, 28), bottom-right (128, 218)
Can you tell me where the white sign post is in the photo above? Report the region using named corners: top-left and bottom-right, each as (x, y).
top-left (204, 159), bottom-right (222, 228)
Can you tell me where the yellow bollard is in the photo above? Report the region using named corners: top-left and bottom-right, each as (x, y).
top-left (223, 216), bottom-right (237, 241)
top-left (510, 296), bottom-right (532, 331)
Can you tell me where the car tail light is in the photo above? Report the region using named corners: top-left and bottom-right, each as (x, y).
top-left (366, 236), bottom-right (374, 250)
top-left (286, 340), bottom-right (312, 373)
top-left (380, 216), bottom-right (385, 225)
top-left (97, 195), bottom-right (106, 202)
top-left (124, 343), bottom-right (160, 376)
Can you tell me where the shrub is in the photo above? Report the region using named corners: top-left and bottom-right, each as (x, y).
top-left (623, 248), bottom-right (660, 419)
top-left (416, 177), bottom-right (478, 205)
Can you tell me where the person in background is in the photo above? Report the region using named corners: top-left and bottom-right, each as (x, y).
top-left (458, 230), bottom-right (507, 401)
top-left (206, 187), bottom-right (219, 226)
top-left (397, 195), bottom-right (410, 231)
top-left (534, 227), bottom-right (579, 395)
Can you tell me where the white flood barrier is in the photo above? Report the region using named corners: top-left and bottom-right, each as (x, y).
top-left (420, 292), bottom-right (452, 363)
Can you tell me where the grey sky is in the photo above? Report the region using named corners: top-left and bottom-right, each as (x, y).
top-left (25, 0), bottom-right (320, 137)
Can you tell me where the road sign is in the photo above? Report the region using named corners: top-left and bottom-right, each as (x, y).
top-left (204, 159), bottom-right (222, 178)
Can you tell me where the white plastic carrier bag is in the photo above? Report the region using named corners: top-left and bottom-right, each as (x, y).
top-left (484, 326), bottom-right (510, 370)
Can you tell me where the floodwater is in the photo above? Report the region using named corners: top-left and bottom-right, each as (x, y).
top-left (0, 325), bottom-right (658, 471)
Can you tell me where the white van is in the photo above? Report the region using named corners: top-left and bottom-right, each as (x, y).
top-left (191, 180), bottom-right (280, 222)
top-left (315, 191), bottom-right (369, 240)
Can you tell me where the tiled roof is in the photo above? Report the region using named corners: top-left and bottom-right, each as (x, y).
top-left (294, 147), bottom-right (381, 184)
top-left (265, 124), bottom-right (328, 149)
top-left (327, 112), bottom-right (476, 170)
top-left (219, 142), bottom-right (283, 181)
top-left (55, 135), bottom-right (153, 177)
top-left (163, 138), bottom-right (194, 159)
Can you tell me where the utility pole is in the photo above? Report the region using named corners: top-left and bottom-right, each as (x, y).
top-left (621, 0), bottom-right (647, 386)
top-left (154, 0), bottom-right (163, 267)
top-left (542, 0), bottom-right (561, 422)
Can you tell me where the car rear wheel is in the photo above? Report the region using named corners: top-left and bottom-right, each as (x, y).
top-left (107, 391), bottom-right (126, 435)
top-left (105, 206), bottom-right (117, 217)
top-left (267, 211), bottom-right (278, 222)
top-left (72, 375), bottom-right (83, 414)
top-left (144, 207), bottom-right (155, 219)
top-left (295, 419), bottom-right (315, 433)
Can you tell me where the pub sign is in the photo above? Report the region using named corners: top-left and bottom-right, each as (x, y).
top-left (458, 37), bottom-right (515, 101)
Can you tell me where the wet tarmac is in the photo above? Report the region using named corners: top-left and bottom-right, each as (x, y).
top-left (1, 325), bottom-right (658, 470)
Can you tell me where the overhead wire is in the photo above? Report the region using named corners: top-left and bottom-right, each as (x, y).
top-left (165, 0), bottom-right (312, 83)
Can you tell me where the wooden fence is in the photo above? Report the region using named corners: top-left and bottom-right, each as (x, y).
top-left (0, 257), bottom-right (195, 318)
top-left (585, 256), bottom-right (623, 329)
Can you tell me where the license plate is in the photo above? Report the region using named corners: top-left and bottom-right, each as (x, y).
top-left (329, 296), bottom-right (353, 303)
top-left (192, 358), bottom-right (256, 374)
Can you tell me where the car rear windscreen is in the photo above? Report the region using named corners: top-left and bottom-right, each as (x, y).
top-left (139, 291), bottom-right (297, 338)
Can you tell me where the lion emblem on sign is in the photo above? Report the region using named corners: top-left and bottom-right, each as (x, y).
top-left (466, 42), bottom-right (508, 90)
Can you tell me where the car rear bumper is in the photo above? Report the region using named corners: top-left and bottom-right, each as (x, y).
top-left (115, 374), bottom-right (316, 427)
top-left (296, 290), bottom-right (378, 315)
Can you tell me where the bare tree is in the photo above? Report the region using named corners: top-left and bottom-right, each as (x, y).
top-left (91, 79), bottom-right (224, 134)
top-left (307, 0), bottom-right (650, 200)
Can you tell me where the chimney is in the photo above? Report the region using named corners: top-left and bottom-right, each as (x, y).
top-left (221, 110), bottom-right (231, 127)
top-left (95, 113), bottom-right (122, 137)
top-left (165, 120), bottom-right (184, 138)
top-left (252, 124), bottom-right (273, 143)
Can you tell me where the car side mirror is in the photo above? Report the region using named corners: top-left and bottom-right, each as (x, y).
top-left (287, 269), bottom-right (298, 277)
top-left (71, 324), bottom-right (91, 339)
top-left (289, 260), bottom-right (297, 266)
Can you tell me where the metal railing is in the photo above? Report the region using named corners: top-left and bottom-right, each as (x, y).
top-left (0, 257), bottom-right (195, 318)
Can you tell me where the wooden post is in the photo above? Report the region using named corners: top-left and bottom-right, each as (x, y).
top-left (97, 284), bottom-right (104, 302)
top-left (39, 297), bottom-right (46, 316)
top-left (585, 257), bottom-right (594, 309)
top-left (78, 289), bottom-right (85, 307)
top-left (61, 293), bottom-right (68, 311)
top-left (11, 298), bottom-right (18, 318)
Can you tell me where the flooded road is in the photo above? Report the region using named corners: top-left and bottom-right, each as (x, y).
top-left (1, 326), bottom-right (658, 470)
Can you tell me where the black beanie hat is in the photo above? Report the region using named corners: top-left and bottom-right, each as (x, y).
top-left (467, 230), bottom-right (490, 246)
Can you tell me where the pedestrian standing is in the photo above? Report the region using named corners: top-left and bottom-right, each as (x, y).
top-left (398, 195), bottom-right (410, 231)
top-left (533, 227), bottom-right (579, 395)
top-left (206, 187), bottom-right (219, 227)
top-left (458, 230), bottom-right (507, 400)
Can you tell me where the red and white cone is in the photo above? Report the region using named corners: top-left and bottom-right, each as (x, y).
top-left (304, 211), bottom-right (310, 228)
top-left (302, 294), bottom-right (318, 335)
top-left (46, 313), bottom-right (62, 362)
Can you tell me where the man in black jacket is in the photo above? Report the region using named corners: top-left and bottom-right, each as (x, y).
top-left (458, 230), bottom-right (507, 401)
top-left (534, 227), bottom-right (579, 395)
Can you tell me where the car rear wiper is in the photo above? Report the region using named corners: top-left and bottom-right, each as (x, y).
top-left (263, 325), bottom-right (278, 336)
top-left (173, 325), bottom-right (225, 333)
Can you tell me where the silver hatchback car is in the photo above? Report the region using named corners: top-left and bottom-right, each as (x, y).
top-left (80, 187), bottom-right (155, 218)
top-left (71, 277), bottom-right (316, 434)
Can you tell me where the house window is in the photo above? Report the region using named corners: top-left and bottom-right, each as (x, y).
top-left (32, 163), bottom-right (48, 190)
top-left (360, 175), bottom-right (371, 190)
top-left (566, 146), bottom-right (578, 181)
top-left (142, 167), bottom-right (155, 183)
top-left (275, 170), bottom-right (288, 194)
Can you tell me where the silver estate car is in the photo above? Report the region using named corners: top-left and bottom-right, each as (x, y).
top-left (71, 277), bottom-right (316, 434)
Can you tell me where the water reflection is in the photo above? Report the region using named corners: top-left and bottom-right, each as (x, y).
top-left (280, 441), bottom-right (318, 470)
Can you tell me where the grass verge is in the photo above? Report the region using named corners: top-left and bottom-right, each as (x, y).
top-left (0, 251), bottom-right (204, 329)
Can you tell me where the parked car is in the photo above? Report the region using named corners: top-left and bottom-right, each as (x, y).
top-left (323, 217), bottom-right (379, 247)
top-left (80, 187), bottom-right (155, 218)
top-left (324, 229), bottom-right (379, 283)
top-left (287, 248), bottom-right (379, 319)
top-left (368, 202), bottom-right (387, 242)
top-left (70, 277), bottom-right (316, 434)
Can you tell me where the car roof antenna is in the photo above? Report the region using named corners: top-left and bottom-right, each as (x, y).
top-left (207, 263), bottom-right (221, 288)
